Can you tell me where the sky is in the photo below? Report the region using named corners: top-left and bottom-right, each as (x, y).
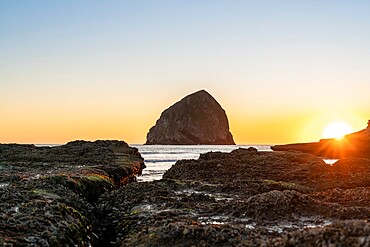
top-left (0, 0), bottom-right (369, 144)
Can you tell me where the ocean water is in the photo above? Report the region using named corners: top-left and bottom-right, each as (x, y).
top-left (133, 145), bottom-right (272, 182)
top-left (35, 144), bottom-right (337, 182)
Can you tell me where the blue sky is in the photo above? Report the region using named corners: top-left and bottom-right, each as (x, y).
top-left (1, 1), bottom-right (369, 144)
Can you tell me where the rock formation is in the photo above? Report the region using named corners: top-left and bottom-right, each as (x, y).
top-left (2, 142), bottom-right (370, 246)
top-left (98, 148), bottom-right (370, 246)
top-left (271, 120), bottom-right (370, 158)
top-left (0, 140), bottom-right (145, 246)
top-left (146, 90), bottom-right (235, 145)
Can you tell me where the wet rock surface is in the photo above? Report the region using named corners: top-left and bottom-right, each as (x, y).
top-left (2, 145), bottom-right (369, 246)
top-left (146, 90), bottom-right (235, 145)
top-left (97, 148), bottom-right (370, 246)
top-left (0, 140), bottom-right (144, 246)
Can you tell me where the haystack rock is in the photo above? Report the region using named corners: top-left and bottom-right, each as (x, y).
top-left (145, 90), bottom-right (235, 145)
top-left (271, 120), bottom-right (370, 158)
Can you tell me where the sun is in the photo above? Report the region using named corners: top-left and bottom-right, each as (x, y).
top-left (322, 121), bottom-right (354, 140)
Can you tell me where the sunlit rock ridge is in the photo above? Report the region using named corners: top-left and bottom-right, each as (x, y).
top-left (272, 119), bottom-right (370, 158)
top-left (146, 90), bottom-right (235, 145)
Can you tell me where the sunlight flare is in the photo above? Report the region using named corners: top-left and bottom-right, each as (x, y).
top-left (322, 121), bottom-right (354, 140)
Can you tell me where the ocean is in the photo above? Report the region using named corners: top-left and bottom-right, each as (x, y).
top-left (133, 145), bottom-right (273, 182)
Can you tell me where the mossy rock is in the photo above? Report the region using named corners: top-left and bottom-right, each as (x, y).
top-left (263, 180), bottom-right (299, 189)
top-left (77, 175), bottom-right (115, 203)
top-left (45, 174), bottom-right (79, 191)
top-left (32, 189), bottom-right (62, 199)
top-left (263, 179), bottom-right (309, 193)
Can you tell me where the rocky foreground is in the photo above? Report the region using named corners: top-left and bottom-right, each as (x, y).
top-left (1, 144), bottom-right (370, 246)
top-left (0, 140), bottom-right (145, 246)
top-left (99, 148), bottom-right (370, 246)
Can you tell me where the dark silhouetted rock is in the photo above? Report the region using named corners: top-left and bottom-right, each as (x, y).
top-left (271, 120), bottom-right (370, 158)
top-left (145, 90), bottom-right (235, 145)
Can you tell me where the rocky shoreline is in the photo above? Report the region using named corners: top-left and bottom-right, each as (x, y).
top-left (1, 143), bottom-right (369, 246)
top-left (0, 140), bottom-right (145, 246)
top-left (97, 148), bottom-right (369, 246)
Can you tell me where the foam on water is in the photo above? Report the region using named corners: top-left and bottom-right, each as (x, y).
top-left (0, 183), bottom-right (10, 188)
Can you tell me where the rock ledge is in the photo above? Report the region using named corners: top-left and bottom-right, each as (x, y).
top-left (272, 120), bottom-right (370, 158)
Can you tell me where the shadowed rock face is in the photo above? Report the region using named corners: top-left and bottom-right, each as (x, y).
top-left (146, 90), bottom-right (235, 145)
top-left (271, 120), bottom-right (370, 158)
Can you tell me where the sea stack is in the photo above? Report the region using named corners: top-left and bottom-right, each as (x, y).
top-left (145, 90), bottom-right (235, 145)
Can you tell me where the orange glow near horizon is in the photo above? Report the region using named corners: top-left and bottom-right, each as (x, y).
top-left (2, 84), bottom-right (367, 145)
top-left (0, 93), bottom-right (368, 145)
top-left (226, 105), bottom-right (369, 145)
top-left (0, 97), bottom-right (368, 145)
top-left (1, 117), bottom-right (368, 145)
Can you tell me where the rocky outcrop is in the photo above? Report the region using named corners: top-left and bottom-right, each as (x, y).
top-left (97, 148), bottom-right (370, 246)
top-left (164, 148), bottom-right (370, 191)
top-left (146, 90), bottom-right (235, 145)
top-left (271, 120), bottom-right (370, 158)
top-left (0, 140), bottom-right (145, 246)
top-left (2, 142), bottom-right (369, 246)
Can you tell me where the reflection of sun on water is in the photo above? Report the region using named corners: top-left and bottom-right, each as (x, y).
top-left (322, 121), bottom-right (354, 140)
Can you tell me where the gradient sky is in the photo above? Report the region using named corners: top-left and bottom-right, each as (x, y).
top-left (1, 1), bottom-right (369, 144)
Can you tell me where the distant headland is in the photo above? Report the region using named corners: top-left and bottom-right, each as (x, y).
top-left (272, 120), bottom-right (370, 158)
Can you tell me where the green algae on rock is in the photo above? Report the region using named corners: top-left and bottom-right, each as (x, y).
top-left (2, 143), bottom-right (369, 246)
top-left (97, 148), bottom-right (370, 246)
top-left (0, 140), bottom-right (145, 246)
